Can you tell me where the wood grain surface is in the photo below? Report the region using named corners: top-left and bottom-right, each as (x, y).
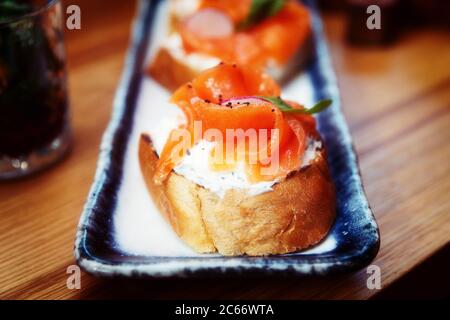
top-left (0, 1), bottom-right (449, 300)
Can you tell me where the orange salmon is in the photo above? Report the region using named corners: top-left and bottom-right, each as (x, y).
top-left (154, 63), bottom-right (319, 184)
top-left (178, 1), bottom-right (310, 67)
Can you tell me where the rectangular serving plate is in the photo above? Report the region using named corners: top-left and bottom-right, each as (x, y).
top-left (74, 0), bottom-right (379, 278)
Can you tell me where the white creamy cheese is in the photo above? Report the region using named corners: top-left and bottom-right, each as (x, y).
top-left (302, 138), bottom-right (322, 167)
top-left (174, 138), bottom-right (322, 198)
top-left (169, 0), bottom-right (199, 21)
top-left (163, 34), bottom-right (221, 71)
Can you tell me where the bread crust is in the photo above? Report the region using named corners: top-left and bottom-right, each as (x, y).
top-left (147, 47), bottom-right (200, 92)
top-left (138, 134), bottom-right (336, 256)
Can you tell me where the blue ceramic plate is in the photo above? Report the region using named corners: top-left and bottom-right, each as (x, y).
top-left (74, 0), bottom-right (379, 278)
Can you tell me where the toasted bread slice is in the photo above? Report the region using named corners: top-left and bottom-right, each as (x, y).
top-left (138, 133), bottom-right (336, 256)
top-left (147, 34), bottom-right (313, 91)
top-left (148, 46), bottom-right (202, 92)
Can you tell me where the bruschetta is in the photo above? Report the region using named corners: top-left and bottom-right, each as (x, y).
top-left (139, 63), bottom-right (335, 256)
top-left (148, 0), bottom-right (312, 91)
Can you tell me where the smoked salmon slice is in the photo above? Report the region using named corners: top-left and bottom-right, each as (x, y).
top-left (178, 0), bottom-right (310, 67)
top-left (154, 63), bottom-right (319, 185)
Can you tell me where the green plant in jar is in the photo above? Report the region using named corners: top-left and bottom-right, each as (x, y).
top-left (0, 0), bottom-right (68, 157)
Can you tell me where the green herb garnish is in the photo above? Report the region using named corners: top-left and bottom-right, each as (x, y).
top-left (238, 0), bottom-right (286, 30)
top-left (259, 96), bottom-right (332, 115)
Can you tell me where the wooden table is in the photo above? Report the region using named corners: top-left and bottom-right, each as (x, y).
top-left (1, 1), bottom-right (449, 300)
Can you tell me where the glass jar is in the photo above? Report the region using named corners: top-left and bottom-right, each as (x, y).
top-left (0, 0), bottom-right (71, 179)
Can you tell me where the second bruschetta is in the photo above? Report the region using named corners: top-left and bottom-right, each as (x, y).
top-left (148, 0), bottom-right (312, 91)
